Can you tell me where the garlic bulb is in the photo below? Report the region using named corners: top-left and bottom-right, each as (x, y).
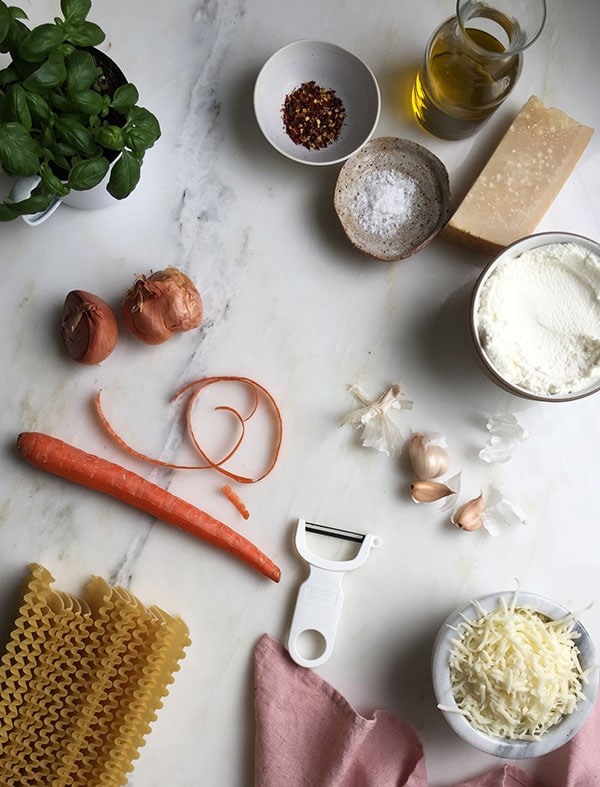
top-left (408, 432), bottom-right (449, 480)
top-left (410, 480), bottom-right (454, 504)
top-left (452, 494), bottom-right (485, 531)
top-left (121, 266), bottom-right (203, 345)
top-left (60, 290), bottom-right (118, 364)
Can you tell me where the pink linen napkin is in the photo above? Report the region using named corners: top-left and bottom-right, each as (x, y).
top-left (253, 633), bottom-right (427, 786)
top-left (253, 634), bottom-right (600, 787)
top-left (453, 765), bottom-right (548, 787)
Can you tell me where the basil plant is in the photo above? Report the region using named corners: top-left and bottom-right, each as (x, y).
top-left (0, 0), bottom-right (161, 221)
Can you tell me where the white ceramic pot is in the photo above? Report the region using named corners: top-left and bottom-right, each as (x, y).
top-left (9, 167), bottom-right (119, 227)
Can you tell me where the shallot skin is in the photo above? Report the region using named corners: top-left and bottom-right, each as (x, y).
top-left (61, 290), bottom-right (119, 364)
top-left (121, 266), bottom-right (203, 345)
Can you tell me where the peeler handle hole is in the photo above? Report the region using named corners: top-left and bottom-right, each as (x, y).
top-left (293, 629), bottom-right (327, 662)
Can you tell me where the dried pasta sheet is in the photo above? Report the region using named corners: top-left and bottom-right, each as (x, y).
top-left (0, 563), bottom-right (190, 787)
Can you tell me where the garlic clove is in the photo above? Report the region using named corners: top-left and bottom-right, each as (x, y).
top-left (408, 432), bottom-right (449, 480)
top-left (410, 480), bottom-right (454, 504)
top-left (60, 290), bottom-right (118, 365)
top-left (452, 493), bottom-right (485, 531)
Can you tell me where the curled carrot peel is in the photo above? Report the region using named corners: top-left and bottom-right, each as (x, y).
top-left (94, 376), bottom-right (283, 484)
top-left (221, 484), bottom-right (250, 520)
top-left (17, 432), bottom-right (281, 583)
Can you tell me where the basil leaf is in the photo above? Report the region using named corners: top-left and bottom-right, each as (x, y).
top-left (54, 116), bottom-right (96, 154)
top-left (41, 124), bottom-right (56, 149)
top-left (97, 124), bottom-right (124, 150)
top-left (49, 91), bottom-right (69, 111)
top-left (60, 0), bottom-right (91, 23)
top-left (24, 88), bottom-right (52, 120)
top-left (3, 83), bottom-right (31, 129)
top-left (68, 155), bottom-right (109, 190)
top-left (4, 192), bottom-right (55, 216)
top-left (0, 3), bottom-right (9, 45)
top-left (66, 48), bottom-right (97, 92)
top-left (107, 149), bottom-right (140, 199)
top-left (110, 83), bottom-right (139, 114)
top-left (0, 65), bottom-right (17, 85)
top-left (124, 106), bottom-right (160, 154)
top-left (64, 20), bottom-right (104, 47)
top-left (23, 51), bottom-right (66, 89)
top-left (19, 23), bottom-right (64, 62)
top-left (9, 7), bottom-right (28, 21)
top-left (3, 17), bottom-right (28, 52)
top-left (68, 88), bottom-right (104, 115)
top-left (54, 140), bottom-right (78, 157)
top-left (0, 203), bottom-right (18, 221)
top-left (40, 164), bottom-right (70, 196)
top-left (0, 121), bottom-right (38, 175)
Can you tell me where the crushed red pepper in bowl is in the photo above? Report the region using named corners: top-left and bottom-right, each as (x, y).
top-left (282, 81), bottom-right (345, 150)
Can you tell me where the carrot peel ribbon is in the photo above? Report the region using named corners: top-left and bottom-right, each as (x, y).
top-left (94, 376), bottom-right (283, 484)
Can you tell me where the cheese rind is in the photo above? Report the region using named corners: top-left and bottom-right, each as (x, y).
top-left (443, 96), bottom-right (594, 252)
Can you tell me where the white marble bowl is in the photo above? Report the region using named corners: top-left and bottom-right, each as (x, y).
top-left (253, 40), bottom-right (380, 166)
top-left (469, 232), bottom-right (600, 402)
top-left (333, 137), bottom-right (450, 260)
top-left (432, 591), bottom-right (599, 758)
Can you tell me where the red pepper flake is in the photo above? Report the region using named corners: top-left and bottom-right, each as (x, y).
top-left (282, 81), bottom-right (345, 150)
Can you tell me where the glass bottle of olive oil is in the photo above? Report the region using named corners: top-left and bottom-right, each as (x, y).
top-left (412, 1), bottom-right (546, 139)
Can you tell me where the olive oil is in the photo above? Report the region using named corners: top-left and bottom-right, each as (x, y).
top-left (412, 16), bottom-right (522, 139)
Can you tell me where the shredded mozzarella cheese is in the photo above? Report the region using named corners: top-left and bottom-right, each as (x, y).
top-left (445, 596), bottom-right (588, 740)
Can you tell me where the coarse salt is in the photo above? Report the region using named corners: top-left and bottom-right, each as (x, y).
top-left (354, 169), bottom-right (418, 238)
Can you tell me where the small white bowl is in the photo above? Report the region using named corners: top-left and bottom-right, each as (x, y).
top-left (470, 232), bottom-right (600, 402)
top-left (253, 40), bottom-right (380, 166)
top-left (432, 591), bottom-right (599, 758)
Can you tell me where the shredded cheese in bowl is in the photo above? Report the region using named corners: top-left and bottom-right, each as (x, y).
top-left (432, 591), bottom-right (599, 757)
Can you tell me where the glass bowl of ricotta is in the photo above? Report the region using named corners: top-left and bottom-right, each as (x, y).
top-left (470, 232), bottom-right (600, 401)
top-left (432, 590), bottom-right (599, 758)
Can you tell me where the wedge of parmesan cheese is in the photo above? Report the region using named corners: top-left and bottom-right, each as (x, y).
top-left (443, 96), bottom-right (594, 252)
top-left (446, 597), bottom-right (588, 741)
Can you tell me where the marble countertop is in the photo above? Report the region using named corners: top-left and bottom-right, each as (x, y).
top-left (1, 0), bottom-right (599, 784)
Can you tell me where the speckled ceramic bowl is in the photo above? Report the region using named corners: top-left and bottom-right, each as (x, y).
top-left (470, 232), bottom-right (600, 402)
top-left (432, 591), bottom-right (599, 758)
top-left (333, 137), bottom-right (450, 261)
top-left (253, 40), bottom-right (380, 166)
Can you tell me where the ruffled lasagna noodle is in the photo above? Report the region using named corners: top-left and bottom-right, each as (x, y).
top-left (0, 564), bottom-right (190, 785)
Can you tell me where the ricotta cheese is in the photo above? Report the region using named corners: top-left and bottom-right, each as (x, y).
top-left (477, 242), bottom-right (600, 395)
top-left (447, 597), bottom-right (587, 741)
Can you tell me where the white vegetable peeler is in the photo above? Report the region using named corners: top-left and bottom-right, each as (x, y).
top-left (287, 518), bottom-right (383, 669)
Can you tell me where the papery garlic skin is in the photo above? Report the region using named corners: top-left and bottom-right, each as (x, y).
top-left (452, 493), bottom-right (484, 530)
top-left (481, 485), bottom-right (527, 537)
top-left (121, 266), bottom-right (203, 345)
top-left (410, 480), bottom-right (453, 503)
top-left (61, 290), bottom-right (118, 365)
top-left (340, 383), bottom-right (413, 458)
top-left (408, 432), bottom-right (449, 480)
top-left (479, 413), bottom-right (529, 464)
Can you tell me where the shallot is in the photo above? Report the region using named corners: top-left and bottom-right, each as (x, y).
top-left (60, 290), bottom-right (118, 364)
top-left (121, 266), bottom-right (203, 345)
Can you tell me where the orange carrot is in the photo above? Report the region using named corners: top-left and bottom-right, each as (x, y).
top-left (17, 432), bottom-right (281, 583)
top-left (221, 484), bottom-right (250, 520)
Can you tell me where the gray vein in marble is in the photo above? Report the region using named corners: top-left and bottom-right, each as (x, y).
top-left (176, 0), bottom-right (248, 325)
